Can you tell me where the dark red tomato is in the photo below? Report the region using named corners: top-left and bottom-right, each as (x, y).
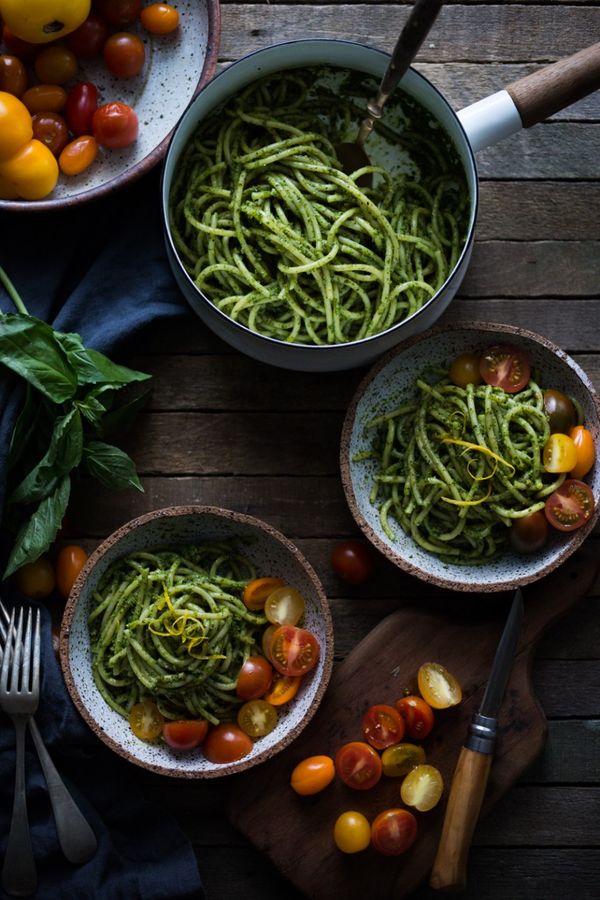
top-left (66, 13), bottom-right (110, 58)
top-left (31, 112), bottom-right (69, 157)
top-left (395, 696), bottom-right (435, 740)
top-left (95, 0), bottom-right (142, 26)
top-left (335, 741), bottom-right (383, 791)
top-left (65, 82), bottom-right (98, 135)
top-left (543, 389), bottom-right (576, 435)
top-left (202, 724), bottom-right (253, 764)
top-left (163, 719), bottom-right (208, 751)
top-left (268, 625), bottom-right (320, 677)
top-left (510, 511), bottom-right (548, 553)
top-left (362, 704), bottom-right (405, 750)
top-left (236, 655), bottom-right (273, 700)
top-left (371, 809), bottom-right (418, 856)
top-left (331, 540), bottom-right (375, 585)
top-left (2, 26), bottom-right (37, 62)
top-left (0, 55), bottom-right (27, 97)
top-left (103, 32), bottom-right (145, 78)
top-left (479, 345), bottom-right (531, 394)
top-left (92, 101), bottom-right (138, 149)
top-left (544, 479), bottom-right (595, 532)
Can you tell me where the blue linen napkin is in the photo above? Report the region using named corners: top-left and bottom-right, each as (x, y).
top-left (0, 171), bottom-right (204, 900)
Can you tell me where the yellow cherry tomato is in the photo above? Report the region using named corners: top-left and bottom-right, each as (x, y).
top-left (400, 764), bottom-right (444, 812)
top-left (333, 811), bottom-right (371, 854)
top-left (417, 662), bottom-right (462, 709)
top-left (128, 699), bottom-right (164, 741)
top-left (381, 742), bottom-right (426, 778)
top-left (0, 0), bottom-right (91, 44)
top-left (0, 91), bottom-right (33, 161)
top-left (0, 138), bottom-right (58, 200)
top-left (569, 426), bottom-right (595, 479)
top-left (291, 755), bottom-right (335, 796)
top-left (543, 433), bottom-right (578, 474)
top-left (59, 134), bottom-right (97, 176)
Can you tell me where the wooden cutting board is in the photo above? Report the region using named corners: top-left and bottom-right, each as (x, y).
top-left (229, 547), bottom-right (599, 899)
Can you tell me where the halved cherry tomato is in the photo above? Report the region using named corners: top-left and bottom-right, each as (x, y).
top-left (32, 111), bottom-right (69, 157)
top-left (163, 719), bottom-right (208, 751)
top-left (449, 352), bottom-right (482, 388)
top-left (400, 764), bottom-right (444, 811)
top-left (268, 625), bottom-right (320, 677)
top-left (92, 101), bottom-right (138, 149)
top-left (264, 586), bottom-right (305, 626)
top-left (263, 672), bottom-right (301, 706)
top-left (34, 45), bottom-right (78, 85)
top-left (544, 479), bottom-right (595, 532)
top-left (570, 426), bottom-right (595, 479)
top-left (0, 138), bottom-right (58, 199)
top-left (55, 544), bottom-right (88, 597)
top-left (96, 0), bottom-right (142, 26)
top-left (371, 809), bottom-right (417, 856)
top-left (103, 32), bottom-right (145, 78)
top-left (543, 389), bottom-right (576, 435)
top-left (203, 723), bottom-right (253, 763)
top-left (395, 696), bottom-right (435, 740)
top-left (479, 345), bottom-right (530, 394)
top-left (14, 556), bottom-right (55, 599)
top-left (362, 704), bottom-right (405, 750)
top-left (65, 82), bottom-right (98, 135)
top-left (66, 13), bottom-right (109, 58)
top-left (129, 699), bottom-right (164, 741)
top-left (236, 655), bottom-right (273, 700)
top-left (417, 662), bottom-right (462, 710)
top-left (510, 511), bottom-right (548, 554)
top-left (59, 135), bottom-right (97, 176)
top-left (243, 577), bottom-right (286, 611)
top-left (141, 3), bottom-right (180, 34)
top-left (331, 540), bottom-right (374, 585)
top-left (0, 56), bottom-right (27, 97)
top-left (543, 433), bottom-right (578, 474)
top-left (333, 811), bottom-right (371, 854)
top-left (381, 743), bottom-right (426, 777)
top-left (335, 741), bottom-right (382, 791)
top-left (291, 755), bottom-right (335, 795)
top-left (0, 91), bottom-right (32, 161)
top-left (262, 624), bottom-right (278, 662)
top-left (22, 84), bottom-right (67, 114)
top-left (237, 700), bottom-right (277, 737)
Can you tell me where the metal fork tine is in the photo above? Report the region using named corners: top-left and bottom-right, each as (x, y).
top-left (0, 600), bottom-right (8, 645)
top-left (31, 610), bottom-right (41, 700)
top-left (21, 608), bottom-right (33, 694)
top-left (12, 608), bottom-right (24, 693)
top-left (0, 606), bottom-right (15, 692)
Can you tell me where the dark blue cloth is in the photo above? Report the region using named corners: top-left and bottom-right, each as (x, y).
top-left (0, 172), bottom-right (204, 900)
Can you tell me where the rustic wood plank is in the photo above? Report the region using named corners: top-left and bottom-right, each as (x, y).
top-left (534, 661), bottom-right (600, 716)
top-left (476, 124), bottom-right (600, 179)
top-left (476, 184), bottom-right (600, 240)
top-left (474, 786), bottom-right (600, 844)
top-left (523, 720), bottom-right (600, 784)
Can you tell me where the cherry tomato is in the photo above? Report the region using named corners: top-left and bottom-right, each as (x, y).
top-left (362, 704), bottom-right (405, 750)
top-left (1, 0), bottom-right (90, 43)
top-left (371, 809), bottom-right (417, 856)
top-left (66, 13), bottom-right (109, 58)
top-left (163, 719), bottom-right (208, 750)
top-left (510, 511), bottom-right (548, 554)
top-left (0, 91), bottom-right (32, 161)
top-left (291, 755), bottom-right (335, 795)
top-left (570, 426), bottom-right (595, 479)
top-left (417, 662), bottom-right (462, 710)
top-left (34, 45), bottom-right (78, 85)
top-left (333, 811), bottom-right (371, 854)
top-left (400, 764), bottom-right (444, 812)
top-left (14, 556), bottom-right (55, 599)
top-left (55, 545), bottom-right (89, 597)
top-left (96, 0), bottom-right (142, 26)
top-left (263, 672), bottom-right (301, 706)
top-left (268, 625), bottom-right (320, 677)
top-left (544, 479), bottom-right (595, 532)
top-left (2, 26), bottom-right (37, 61)
top-left (203, 723), bottom-right (253, 763)
top-left (264, 586), bottom-right (305, 626)
top-left (543, 433), bottom-right (578, 474)
top-left (92, 101), bottom-right (138, 148)
top-left (381, 742), bottom-right (426, 778)
top-left (0, 138), bottom-right (59, 200)
top-left (22, 84), bottom-right (67, 114)
top-left (236, 655), bottom-right (273, 700)
top-left (59, 135), bottom-right (97, 176)
top-left (237, 699), bottom-right (278, 737)
top-left (103, 32), bottom-right (145, 78)
top-left (129, 699), bottom-right (164, 741)
top-left (449, 352), bottom-right (482, 388)
top-left (479, 345), bottom-right (530, 394)
top-left (65, 82), bottom-right (98, 135)
top-left (395, 696), bottom-right (435, 740)
top-left (0, 55), bottom-right (27, 97)
top-left (32, 112), bottom-right (69, 157)
top-left (140, 3), bottom-right (180, 34)
top-left (261, 624), bottom-right (278, 662)
top-left (331, 540), bottom-right (375, 585)
top-left (543, 389), bottom-right (576, 435)
top-left (0, 172), bottom-right (19, 199)
top-left (243, 577), bottom-right (286, 611)
top-left (335, 741), bottom-right (382, 791)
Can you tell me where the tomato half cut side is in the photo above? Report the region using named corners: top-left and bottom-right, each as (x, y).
top-left (268, 625), bottom-right (320, 677)
top-left (263, 672), bottom-right (301, 706)
top-left (243, 577), bottom-right (286, 611)
top-left (417, 662), bottom-right (462, 710)
top-left (544, 479), bottom-right (595, 532)
top-left (129, 699), bottom-right (164, 741)
top-left (335, 741), bottom-right (382, 791)
top-left (371, 809), bottom-right (418, 856)
top-left (237, 700), bottom-right (278, 737)
top-left (479, 345), bottom-right (530, 393)
top-left (362, 704), bottom-right (405, 750)
top-left (395, 696), bottom-right (435, 740)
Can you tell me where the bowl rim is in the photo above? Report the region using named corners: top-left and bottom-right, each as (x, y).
top-left (59, 504), bottom-right (334, 778)
top-left (340, 321), bottom-right (600, 592)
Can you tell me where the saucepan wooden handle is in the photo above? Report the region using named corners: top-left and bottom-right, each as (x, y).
top-left (430, 747), bottom-right (492, 892)
top-left (506, 42), bottom-right (600, 128)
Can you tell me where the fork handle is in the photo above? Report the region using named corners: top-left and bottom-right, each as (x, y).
top-left (2, 718), bottom-right (37, 898)
top-left (29, 719), bottom-right (98, 865)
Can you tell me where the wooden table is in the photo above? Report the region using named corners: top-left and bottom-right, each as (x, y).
top-left (68, 1), bottom-right (600, 897)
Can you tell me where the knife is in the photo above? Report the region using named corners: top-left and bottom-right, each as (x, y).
top-left (430, 587), bottom-right (524, 892)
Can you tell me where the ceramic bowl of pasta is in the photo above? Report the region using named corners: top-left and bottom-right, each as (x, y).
top-left (340, 322), bottom-right (600, 592)
top-left (60, 506), bottom-right (333, 777)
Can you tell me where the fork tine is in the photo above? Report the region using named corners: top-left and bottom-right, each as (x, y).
top-left (21, 608), bottom-right (33, 694)
top-left (11, 608), bottom-right (24, 693)
top-left (0, 600), bottom-right (8, 645)
top-left (31, 610), bottom-right (41, 699)
top-left (0, 607), bottom-right (16, 693)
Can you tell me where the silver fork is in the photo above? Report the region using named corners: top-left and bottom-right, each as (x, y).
top-left (0, 602), bottom-right (97, 870)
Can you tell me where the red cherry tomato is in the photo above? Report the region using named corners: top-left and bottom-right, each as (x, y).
top-left (66, 13), bottom-right (110, 58)
top-left (335, 741), bottom-right (383, 791)
top-left (479, 345), bottom-right (531, 394)
top-left (362, 704), bottom-right (405, 750)
top-left (267, 625), bottom-right (320, 677)
top-left (92, 101), bottom-right (138, 149)
top-left (395, 696), bottom-right (435, 740)
top-left (32, 112), bottom-right (69, 157)
top-left (371, 809), bottom-right (418, 856)
top-left (140, 3), bottom-right (180, 34)
top-left (569, 426), bottom-right (596, 479)
top-left (331, 540), bottom-right (375, 585)
top-left (65, 82), bottom-right (98, 135)
top-left (2, 26), bottom-right (37, 62)
top-left (509, 511), bottom-right (548, 554)
top-left (236, 655), bottom-right (273, 700)
top-left (103, 32), bottom-right (145, 78)
top-left (95, 0), bottom-right (142, 26)
top-left (0, 55), bottom-right (27, 97)
top-left (55, 545), bottom-right (89, 598)
top-left (163, 719), bottom-right (208, 751)
top-left (202, 723), bottom-right (253, 764)
top-left (544, 479), bottom-right (595, 532)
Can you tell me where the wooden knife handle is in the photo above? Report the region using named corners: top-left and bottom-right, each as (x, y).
top-left (430, 747), bottom-right (492, 892)
top-left (506, 42), bottom-right (600, 128)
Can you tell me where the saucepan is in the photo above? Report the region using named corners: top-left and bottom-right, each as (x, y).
top-left (162, 39), bottom-right (600, 372)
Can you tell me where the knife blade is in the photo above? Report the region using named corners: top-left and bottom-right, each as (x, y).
top-left (430, 588), bottom-right (524, 892)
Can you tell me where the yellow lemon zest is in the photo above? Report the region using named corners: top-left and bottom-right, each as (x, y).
top-left (441, 435), bottom-right (515, 476)
top-left (441, 483), bottom-right (492, 507)
top-left (467, 458), bottom-right (498, 482)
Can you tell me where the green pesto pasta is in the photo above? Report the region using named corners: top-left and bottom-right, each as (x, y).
top-left (169, 68), bottom-right (469, 346)
top-left (88, 542), bottom-right (265, 725)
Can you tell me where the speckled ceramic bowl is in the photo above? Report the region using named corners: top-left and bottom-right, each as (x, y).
top-left (341, 323), bottom-right (600, 592)
top-left (1, 0), bottom-right (220, 212)
top-left (60, 506), bottom-right (333, 777)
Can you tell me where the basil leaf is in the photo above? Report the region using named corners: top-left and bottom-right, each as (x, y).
top-left (7, 384), bottom-right (35, 473)
top-left (85, 348), bottom-right (150, 386)
top-left (8, 408), bottom-right (83, 506)
top-left (98, 386), bottom-right (151, 438)
top-left (55, 333), bottom-right (150, 388)
top-left (76, 385), bottom-right (115, 425)
top-left (83, 441), bottom-right (144, 492)
top-left (0, 313), bottom-right (77, 402)
top-left (4, 475), bottom-right (71, 578)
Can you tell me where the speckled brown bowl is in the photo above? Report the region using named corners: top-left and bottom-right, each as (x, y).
top-left (341, 322), bottom-right (600, 593)
top-left (60, 506), bottom-right (333, 777)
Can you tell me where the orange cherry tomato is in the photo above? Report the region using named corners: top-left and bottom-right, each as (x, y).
top-left (0, 91), bottom-right (33, 161)
top-left (34, 45), bottom-right (78, 85)
top-left (362, 704), bottom-right (405, 750)
top-left (236, 655), bottom-right (273, 700)
top-left (335, 741), bottom-right (382, 791)
top-left (140, 3), bottom-right (180, 34)
top-left (0, 172), bottom-right (19, 199)
top-left (371, 809), bottom-right (417, 856)
top-left (163, 719), bottom-right (208, 750)
top-left (129, 699), bottom-right (164, 741)
top-left (333, 811), bottom-right (371, 854)
top-left (395, 696), bottom-right (435, 740)
top-left (291, 755), bottom-right (335, 796)
top-left (203, 723), bottom-right (253, 763)
top-left (417, 662), bottom-right (462, 710)
top-left (32, 112), bottom-right (69, 157)
top-left (0, 55), bottom-right (27, 97)
top-left (14, 556), bottom-right (55, 599)
top-left (0, 138), bottom-right (58, 200)
top-left (22, 84), bottom-right (67, 114)
top-left (55, 545), bottom-right (89, 598)
top-left (58, 134), bottom-right (97, 176)
top-left (570, 426), bottom-right (595, 479)
top-left (243, 577), bottom-right (286, 611)
top-left (263, 672), bottom-right (301, 706)
top-left (268, 625), bottom-right (320, 677)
